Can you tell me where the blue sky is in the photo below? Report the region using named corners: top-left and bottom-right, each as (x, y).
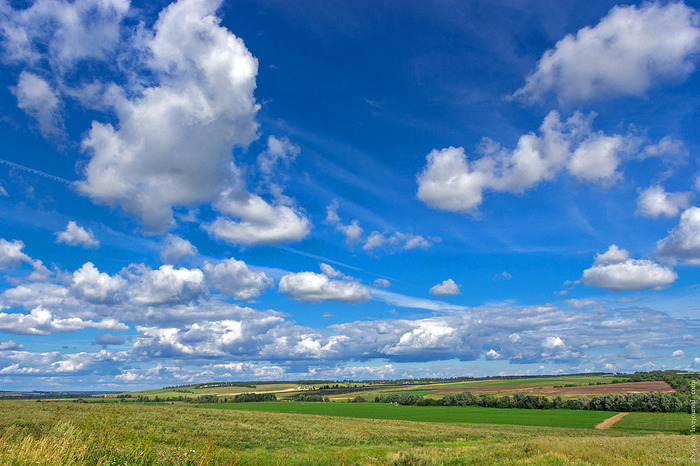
top-left (0, 0), bottom-right (699, 390)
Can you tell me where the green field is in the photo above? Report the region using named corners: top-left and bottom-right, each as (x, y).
top-left (612, 412), bottom-right (694, 433)
top-left (210, 401), bottom-right (616, 429)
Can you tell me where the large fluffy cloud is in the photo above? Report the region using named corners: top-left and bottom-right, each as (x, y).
top-left (657, 206), bottom-right (700, 264)
top-left (580, 244), bottom-right (677, 291)
top-left (278, 271), bottom-right (370, 304)
top-left (417, 111), bottom-right (636, 213)
top-left (76, 0), bottom-right (260, 232)
top-left (512, 2), bottom-right (700, 104)
top-left (3, 0), bottom-right (313, 245)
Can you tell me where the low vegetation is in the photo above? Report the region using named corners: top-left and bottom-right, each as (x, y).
top-left (0, 401), bottom-right (694, 465)
top-left (374, 390), bottom-right (694, 413)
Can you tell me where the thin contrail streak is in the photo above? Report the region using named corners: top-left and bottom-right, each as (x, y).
top-left (0, 158), bottom-right (73, 184)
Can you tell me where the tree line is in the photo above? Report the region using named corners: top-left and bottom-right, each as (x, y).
top-left (120, 393), bottom-right (277, 404)
top-left (372, 391), bottom-right (697, 413)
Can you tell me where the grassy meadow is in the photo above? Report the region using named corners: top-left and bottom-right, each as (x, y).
top-left (0, 400), bottom-right (695, 465)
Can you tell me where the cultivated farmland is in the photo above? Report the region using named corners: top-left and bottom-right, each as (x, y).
top-left (0, 401), bottom-right (694, 465)
top-left (209, 402), bottom-right (615, 429)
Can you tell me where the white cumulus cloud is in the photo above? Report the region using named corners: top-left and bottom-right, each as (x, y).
top-left (512, 2), bottom-right (700, 104)
top-left (429, 278), bottom-right (461, 296)
top-left (0, 238), bottom-right (32, 269)
top-left (657, 206), bottom-right (700, 264)
top-left (71, 262), bottom-right (125, 304)
top-left (128, 264), bottom-right (207, 306)
top-left (206, 187), bottom-right (310, 246)
top-left (203, 258), bottom-right (272, 300)
top-left (581, 244), bottom-right (677, 291)
top-left (12, 71), bottom-right (62, 137)
top-left (417, 111), bottom-right (637, 213)
top-left (55, 221), bottom-right (99, 248)
top-left (278, 271), bottom-right (370, 304)
top-left (160, 235), bottom-right (197, 264)
top-left (76, 0), bottom-right (260, 232)
top-left (637, 186), bottom-right (691, 219)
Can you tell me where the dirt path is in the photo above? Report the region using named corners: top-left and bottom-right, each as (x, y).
top-left (595, 412), bottom-right (629, 430)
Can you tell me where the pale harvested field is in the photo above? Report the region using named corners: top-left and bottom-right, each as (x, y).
top-left (425, 383), bottom-right (554, 392)
top-left (423, 380), bottom-right (675, 395)
top-left (523, 381), bottom-right (675, 396)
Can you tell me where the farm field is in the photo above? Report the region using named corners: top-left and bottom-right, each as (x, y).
top-left (210, 402), bottom-right (615, 429)
top-left (612, 412), bottom-right (694, 433)
top-left (0, 401), bottom-right (693, 465)
top-left (521, 381), bottom-right (675, 396)
top-left (119, 374), bottom-right (634, 402)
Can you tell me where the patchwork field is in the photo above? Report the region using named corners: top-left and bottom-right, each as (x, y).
top-left (0, 401), bottom-right (694, 465)
top-left (119, 374), bottom-right (638, 401)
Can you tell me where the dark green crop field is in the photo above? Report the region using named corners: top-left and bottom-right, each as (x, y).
top-left (612, 412), bottom-right (693, 432)
top-left (210, 401), bottom-right (615, 429)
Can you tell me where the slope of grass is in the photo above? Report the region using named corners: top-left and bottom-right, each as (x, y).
top-left (0, 401), bottom-right (692, 465)
top-left (210, 402), bottom-right (615, 429)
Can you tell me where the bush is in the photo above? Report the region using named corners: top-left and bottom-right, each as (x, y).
top-left (232, 393), bottom-right (277, 403)
top-left (294, 394), bottom-right (324, 402)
